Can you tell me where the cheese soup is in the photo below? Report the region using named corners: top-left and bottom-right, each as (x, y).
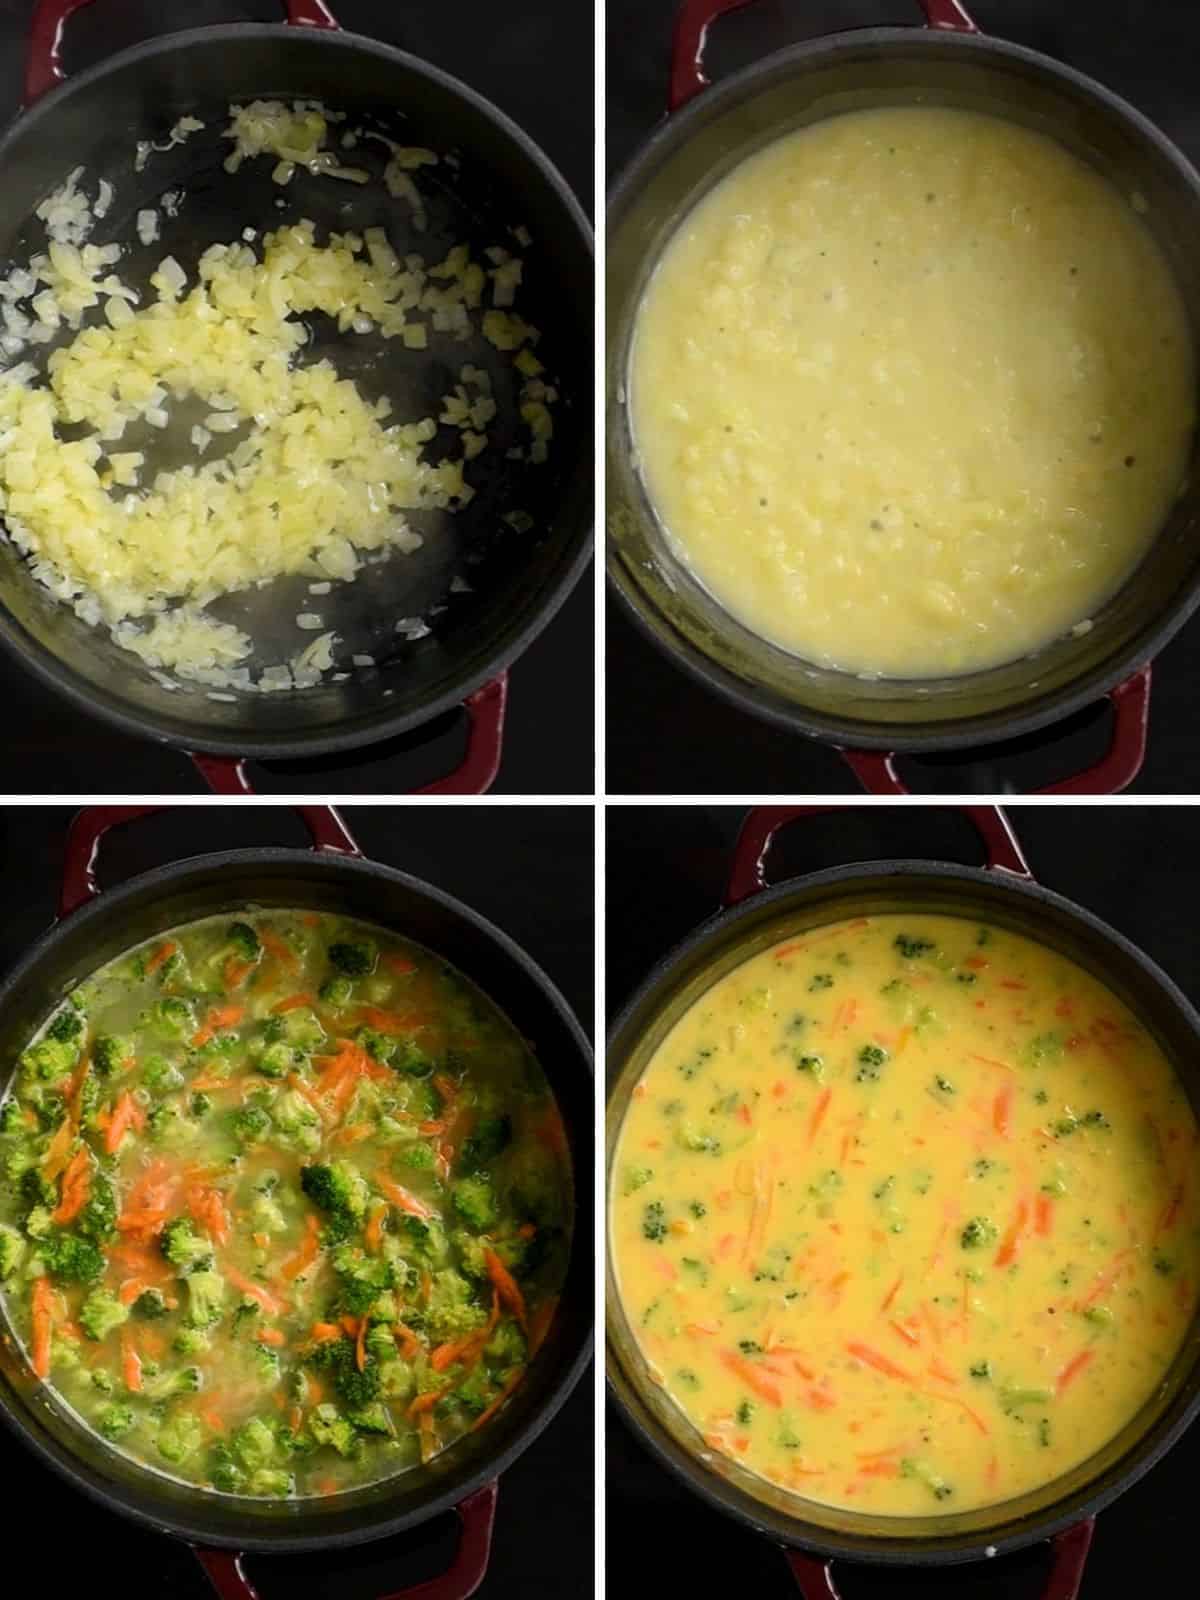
top-left (610, 913), bottom-right (1200, 1515)
top-left (630, 108), bottom-right (1195, 678)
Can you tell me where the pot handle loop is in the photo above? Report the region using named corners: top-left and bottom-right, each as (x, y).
top-left (191, 1483), bottom-right (498, 1600)
top-left (670, 0), bottom-right (979, 111)
top-left (726, 802), bottom-right (1032, 906)
top-left (59, 803), bottom-right (362, 919)
top-left (24, 0), bottom-right (340, 108)
top-left (839, 665), bottom-right (1152, 797)
top-left (187, 674), bottom-right (508, 797)
top-left (785, 1518), bottom-right (1094, 1600)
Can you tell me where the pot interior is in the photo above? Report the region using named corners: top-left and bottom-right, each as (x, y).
top-left (0, 25), bottom-right (592, 755)
top-left (0, 849), bottom-right (592, 1549)
top-left (607, 30), bottom-right (1200, 749)
top-left (606, 863), bottom-right (1200, 1561)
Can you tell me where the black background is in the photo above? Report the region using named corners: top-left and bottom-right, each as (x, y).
top-left (0, 0), bottom-right (594, 795)
top-left (0, 803), bottom-right (594, 1598)
top-left (606, 802), bottom-right (1200, 1597)
top-left (606, 0), bottom-right (1200, 796)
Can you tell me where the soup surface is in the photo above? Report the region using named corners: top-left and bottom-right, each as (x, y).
top-left (630, 107), bottom-right (1195, 678)
top-left (610, 913), bottom-right (1200, 1515)
top-left (0, 911), bottom-right (570, 1497)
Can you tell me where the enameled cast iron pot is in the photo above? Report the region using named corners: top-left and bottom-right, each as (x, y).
top-left (606, 805), bottom-right (1200, 1597)
top-left (0, 805), bottom-right (593, 1600)
top-left (607, 0), bottom-right (1200, 794)
top-left (0, 0), bottom-right (594, 795)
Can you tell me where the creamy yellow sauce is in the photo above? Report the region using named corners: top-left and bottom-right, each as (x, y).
top-left (610, 914), bottom-right (1200, 1516)
top-left (630, 108), bottom-right (1195, 677)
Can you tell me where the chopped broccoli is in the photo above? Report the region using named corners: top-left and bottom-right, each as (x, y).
top-left (300, 1161), bottom-right (370, 1244)
top-left (78, 1288), bottom-right (130, 1342)
top-left (398, 1141), bottom-right (436, 1173)
top-left (76, 1175), bottom-right (117, 1243)
top-left (158, 1411), bottom-right (204, 1464)
top-left (309, 1402), bottom-right (360, 1457)
top-left (253, 1041), bottom-right (299, 1080)
top-left (143, 997), bottom-right (195, 1041)
top-left (185, 1269), bottom-right (227, 1329)
top-left (347, 1401), bottom-right (392, 1435)
top-left (142, 1365), bottom-right (202, 1402)
top-left (228, 922), bottom-right (261, 961)
top-left (20, 1035), bottom-right (80, 1084)
top-left (306, 1334), bottom-right (383, 1410)
top-left (96, 1403), bottom-right (136, 1441)
top-left (21, 1166), bottom-right (57, 1211)
top-left (485, 1319), bottom-right (527, 1368)
top-left (133, 1288), bottom-right (169, 1319)
top-left (328, 939), bottom-right (378, 978)
top-left (459, 1115), bottom-right (512, 1174)
top-left (231, 1102), bottom-right (273, 1147)
top-left (960, 1217), bottom-right (998, 1250)
top-left (354, 1026), bottom-right (399, 1067)
top-left (452, 1175), bottom-right (497, 1231)
top-left (251, 1345), bottom-right (281, 1387)
top-left (0, 1223), bottom-right (27, 1281)
top-left (173, 1327), bottom-right (211, 1358)
top-left (232, 1415), bottom-right (278, 1471)
top-left (378, 1359), bottom-right (415, 1401)
top-left (642, 1201), bottom-right (667, 1243)
top-left (0, 1099), bottom-right (23, 1135)
top-left (161, 1217), bottom-right (214, 1275)
top-left (142, 1054), bottom-right (184, 1093)
top-left (855, 1044), bottom-right (888, 1083)
top-left (319, 975), bottom-right (355, 1007)
top-left (393, 1040), bottom-right (436, 1079)
top-left (24, 1204), bottom-right (53, 1239)
top-left (40, 1230), bottom-right (104, 1285)
top-left (46, 1008), bottom-right (83, 1045)
top-left (270, 1090), bottom-right (322, 1155)
top-left (894, 935), bottom-right (935, 959)
top-left (248, 1468), bottom-right (294, 1497)
top-left (190, 1092), bottom-right (212, 1119)
top-left (425, 1267), bottom-right (488, 1343)
top-left (208, 1442), bottom-right (245, 1493)
top-left (331, 1246), bottom-right (398, 1318)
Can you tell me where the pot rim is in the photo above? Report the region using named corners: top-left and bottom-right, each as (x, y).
top-left (605, 855), bottom-right (1200, 1564)
top-left (606, 24), bottom-right (1200, 753)
top-left (0, 843), bottom-right (593, 1553)
top-left (0, 20), bottom-right (594, 761)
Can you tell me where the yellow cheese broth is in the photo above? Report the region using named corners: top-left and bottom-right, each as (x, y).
top-left (629, 107), bottom-right (1196, 678)
top-left (610, 914), bottom-right (1200, 1516)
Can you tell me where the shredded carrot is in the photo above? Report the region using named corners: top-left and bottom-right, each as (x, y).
top-left (118, 1278), bottom-right (147, 1306)
top-left (394, 1322), bottom-right (422, 1361)
top-left (484, 1247), bottom-right (528, 1330)
top-left (187, 1186), bottom-right (231, 1247)
top-left (845, 1342), bottom-right (915, 1384)
top-left (1075, 1249), bottom-right (1131, 1310)
top-left (358, 1005), bottom-right (427, 1036)
top-left (256, 1328), bottom-right (286, 1348)
top-left (1034, 1192), bottom-right (1055, 1238)
top-left (528, 1295), bottom-right (557, 1355)
top-left (223, 956), bottom-right (256, 991)
top-left (260, 929), bottom-right (298, 969)
top-left (418, 1120), bottom-right (447, 1137)
top-left (273, 992), bottom-right (317, 1014)
top-left (365, 1203), bottom-right (387, 1255)
top-left (384, 953), bottom-right (416, 975)
top-left (41, 1117), bottom-right (75, 1181)
top-left (192, 1003), bottom-right (245, 1049)
top-left (51, 1145), bottom-right (92, 1224)
top-left (104, 1090), bottom-right (146, 1154)
top-left (121, 1328), bottom-right (143, 1393)
top-left (376, 1175), bottom-right (435, 1220)
top-left (993, 1081), bottom-right (1014, 1137)
top-left (407, 1388), bottom-right (446, 1418)
top-left (145, 940), bottom-right (178, 976)
top-left (888, 1319), bottom-right (920, 1348)
top-left (720, 1349), bottom-right (783, 1406)
top-left (225, 1267), bottom-right (285, 1317)
top-left (355, 1318), bottom-right (368, 1373)
top-left (202, 1409), bottom-right (227, 1434)
top-left (310, 1322), bottom-right (342, 1342)
top-left (1057, 1348), bottom-right (1095, 1395)
top-left (880, 1272), bottom-right (903, 1313)
top-left (994, 1197), bottom-right (1031, 1268)
top-left (30, 1276), bottom-right (54, 1380)
top-left (283, 1214), bottom-right (323, 1282)
top-left (808, 1087), bottom-right (833, 1145)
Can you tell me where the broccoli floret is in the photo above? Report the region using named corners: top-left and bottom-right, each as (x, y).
top-left (78, 1288), bottom-right (129, 1342)
top-left (133, 1288), bottom-right (169, 1319)
top-left (276, 1007), bottom-right (326, 1054)
top-left (459, 1115), bottom-right (512, 1174)
top-left (208, 1442), bottom-right (246, 1493)
top-left (161, 1217), bottom-right (214, 1275)
top-left (270, 1090), bottom-right (322, 1155)
top-left (250, 1192), bottom-right (288, 1237)
top-left (24, 1204), bottom-right (53, 1239)
top-left (392, 1040), bottom-right (435, 1078)
top-left (425, 1268), bottom-right (488, 1343)
top-left (251, 1345), bottom-right (281, 1387)
top-left (248, 1468), bottom-right (294, 1497)
top-left (142, 1365), bottom-right (202, 1402)
top-left (141, 1054), bottom-right (184, 1093)
top-left (253, 1041), bottom-right (299, 1080)
top-left (378, 1359), bottom-right (415, 1401)
top-left (173, 1327), bottom-right (211, 1358)
top-left (309, 1402), bottom-right (361, 1457)
top-left (0, 1223), bottom-right (27, 1281)
top-left (960, 1217), bottom-right (998, 1250)
top-left (642, 1202), bottom-right (667, 1243)
top-left (46, 1008), bottom-right (83, 1045)
top-left (96, 1403), bottom-right (137, 1441)
top-left (232, 1415), bottom-right (277, 1471)
top-left (21, 1166), bottom-right (57, 1211)
top-left (40, 1230), bottom-right (105, 1285)
top-left (331, 1246), bottom-right (398, 1318)
top-left (353, 1027), bottom-right (399, 1068)
top-left (0, 1098), bottom-right (25, 1134)
top-left (92, 1034), bottom-right (135, 1078)
top-left (319, 976), bottom-right (355, 1007)
top-left (328, 939), bottom-right (378, 978)
top-left (398, 1141), bottom-right (436, 1173)
top-left (389, 1212), bottom-right (449, 1268)
top-left (448, 1366), bottom-right (496, 1418)
top-left (230, 1103), bottom-right (273, 1147)
top-left (305, 1334), bottom-right (382, 1410)
top-left (143, 998), bottom-right (195, 1042)
top-left (228, 922), bottom-right (261, 961)
top-left (158, 1412), bottom-right (204, 1464)
top-left (347, 1401), bottom-right (392, 1435)
top-left (485, 1319), bottom-right (527, 1369)
top-left (300, 1161), bottom-right (370, 1244)
top-left (452, 1175), bottom-right (497, 1232)
top-left (76, 1175), bottom-right (117, 1243)
top-left (20, 1036), bottom-right (79, 1085)
top-left (894, 934), bottom-right (936, 960)
top-left (190, 1092), bottom-right (213, 1119)
top-left (185, 1270), bottom-right (227, 1329)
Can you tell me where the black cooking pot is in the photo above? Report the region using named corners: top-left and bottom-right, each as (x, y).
top-left (607, 0), bottom-right (1200, 794)
top-left (606, 804), bottom-right (1200, 1597)
top-left (0, 805), bottom-right (593, 1600)
top-left (0, 0), bottom-right (593, 794)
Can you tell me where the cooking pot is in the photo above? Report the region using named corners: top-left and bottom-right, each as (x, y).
top-left (607, 0), bottom-right (1200, 794)
top-left (0, 0), bottom-right (594, 794)
top-left (606, 804), bottom-right (1200, 1596)
top-left (0, 804), bottom-right (593, 1599)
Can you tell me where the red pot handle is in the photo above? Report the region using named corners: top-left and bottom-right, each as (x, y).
top-left (726, 802), bottom-right (1032, 906)
top-left (58, 803), bottom-right (362, 919)
top-left (839, 666), bottom-right (1151, 797)
top-left (670, 0), bottom-right (979, 111)
top-left (786, 1517), bottom-right (1095, 1600)
top-left (188, 674), bottom-right (508, 797)
top-left (24, 0), bottom-right (339, 107)
top-left (192, 1482), bottom-right (498, 1600)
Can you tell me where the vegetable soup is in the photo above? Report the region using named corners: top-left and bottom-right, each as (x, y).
top-left (610, 914), bottom-right (1200, 1515)
top-left (0, 911), bottom-right (570, 1498)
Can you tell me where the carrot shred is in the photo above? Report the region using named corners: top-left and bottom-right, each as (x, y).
top-left (223, 956), bottom-right (255, 991)
top-left (880, 1272), bottom-right (903, 1313)
top-left (310, 1322), bottom-right (343, 1342)
top-left (994, 1197), bottom-right (1031, 1268)
top-left (364, 1203), bottom-right (387, 1255)
top-left (993, 1082), bottom-right (1014, 1137)
top-left (51, 1145), bottom-right (92, 1224)
top-left (273, 992), bottom-right (317, 1014)
top-left (384, 953), bottom-right (416, 975)
top-left (720, 1349), bottom-right (783, 1407)
top-left (30, 1276), bottom-right (55, 1380)
top-left (1056, 1348), bottom-right (1095, 1395)
top-left (358, 1005), bottom-right (427, 1036)
top-left (121, 1328), bottom-right (143, 1393)
top-left (282, 1214), bottom-right (322, 1282)
top-left (191, 1003), bottom-right (244, 1049)
top-left (144, 940), bottom-right (178, 976)
top-left (104, 1090), bottom-right (146, 1154)
top-left (888, 1319), bottom-right (920, 1348)
top-left (41, 1117), bottom-right (75, 1181)
top-left (394, 1322), bottom-right (422, 1361)
top-left (225, 1267), bottom-right (285, 1318)
top-left (376, 1175), bottom-right (435, 1221)
top-left (808, 1087), bottom-right (833, 1145)
top-left (256, 1328), bottom-right (286, 1348)
top-left (1034, 1192), bottom-right (1055, 1238)
top-left (845, 1342), bottom-right (915, 1384)
top-left (484, 1248), bottom-right (528, 1330)
top-left (260, 929), bottom-right (298, 969)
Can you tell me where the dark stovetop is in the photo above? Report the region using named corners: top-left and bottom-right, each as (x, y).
top-left (606, 0), bottom-right (1200, 796)
top-left (0, 805), bottom-right (594, 1599)
top-left (606, 803), bottom-right (1200, 1599)
top-left (0, 0), bottom-right (593, 795)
